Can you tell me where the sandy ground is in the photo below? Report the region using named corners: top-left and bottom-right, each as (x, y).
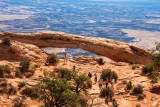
top-left (122, 29), bottom-right (160, 50)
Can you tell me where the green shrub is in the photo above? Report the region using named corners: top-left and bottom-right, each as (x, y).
top-left (100, 87), bottom-right (114, 99)
top-left (74, 75), bottom-right (92, 93)
top-left (97, 58), bottom-right (105, 65)
top-left (19, 60), bottom-right (36, 78)
top-left (2, 37), bottom-right (11, 46)
top-left (101, 69), bottom-right (118, 82)
top-left (55, 68), bottom-right (74, 80)
top-left (142, 64), bottom-right (153, 74)
top-left (153, 54), bottom-right (160, 67)
top-left (46, 54), bottom-right (59, 66)
top-left (0, 65), bottom-right (11, 78)
top-left (86, 79), bottom-right (92, 89)
top-left (126, 81), bottom-right (133, 90)
top-left (20, 60), bottom-right (30, 72)
top-left (21, 87), bottom-right (39, 99)
top-left (36, 78), bottom-right (82, 107)
top-left (141, 64), bottom-right (159, 83)
top-left (132, 84), bottom-right (143, 95)
top-left (149, 70), bottom-right (159, 83)
top-left (151, 43), bottom-right (160, 67)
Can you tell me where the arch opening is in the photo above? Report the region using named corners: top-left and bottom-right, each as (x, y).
top-left (42, 47), bottom-right (113, 62)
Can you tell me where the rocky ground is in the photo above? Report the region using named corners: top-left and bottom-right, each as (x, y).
top-left (0, 56), bottom-right (159, 107)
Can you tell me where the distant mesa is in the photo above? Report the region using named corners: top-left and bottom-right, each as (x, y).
top-left (0, 31), bottom-right (152, 64)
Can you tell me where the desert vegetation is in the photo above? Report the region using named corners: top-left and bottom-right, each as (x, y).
top-left (126, 81), bottom-right (133, 90)
top-left (0, 65), bottom-right (11, 78)
top-left (141, 44), bottom-right (160, 83)
top-left (35, 77), bottom-right (88, 107)
top-left (97, 58), bottom-right (105, 65)
top-left (46, 53), bottom-right (59, 66)
top-left (1, 37), bottom-right (11, 46)
top-left (14, 60), bottom-right (36, 78)
top-left (101, 69), bottom-right (118, 82)
top-left (132, 84), bottom-right (143, 95)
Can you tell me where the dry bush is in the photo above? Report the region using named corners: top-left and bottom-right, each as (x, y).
top-left (2, 37), bottom-right (11, 46)
top-left (46, 54), bottom-right (59, 66)
top-left (132, 84), bottom-right (143, 95)
top-left (21, 87), bottom-right (39, 99)
top-left (13, 97), bottom-right (26, 107)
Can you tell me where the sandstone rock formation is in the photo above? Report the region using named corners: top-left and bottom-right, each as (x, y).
top-left (0, 40), bottom-right (47, 63)
top-left (0, 31), bottom-right (152, 64)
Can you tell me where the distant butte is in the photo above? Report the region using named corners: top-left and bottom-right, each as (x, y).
top-left (0, 31), bottom-right (152, 64)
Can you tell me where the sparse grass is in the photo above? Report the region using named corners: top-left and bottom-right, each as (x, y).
top-left (126, 81), bottom-right (133, 90)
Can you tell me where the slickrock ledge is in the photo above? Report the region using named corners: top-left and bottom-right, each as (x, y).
top-left (0, 40), bottom-right (47, 63)
top-left (0, 31), bottom-right (152, 64)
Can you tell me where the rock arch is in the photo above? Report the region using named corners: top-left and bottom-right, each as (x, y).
top-left (0, 31), bottom-right (152, 64)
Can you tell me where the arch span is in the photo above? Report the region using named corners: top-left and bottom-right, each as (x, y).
top-left (0, 31), bottom-right (152, 64)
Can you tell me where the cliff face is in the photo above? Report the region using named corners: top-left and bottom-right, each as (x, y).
top-left (0, 31), bottom-right (152, 64)
top-left (0, 40), bottom-right (47, 63)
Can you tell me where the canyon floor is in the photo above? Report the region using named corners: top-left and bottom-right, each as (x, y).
top-left (0, 56), bottom-right (159, 107)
